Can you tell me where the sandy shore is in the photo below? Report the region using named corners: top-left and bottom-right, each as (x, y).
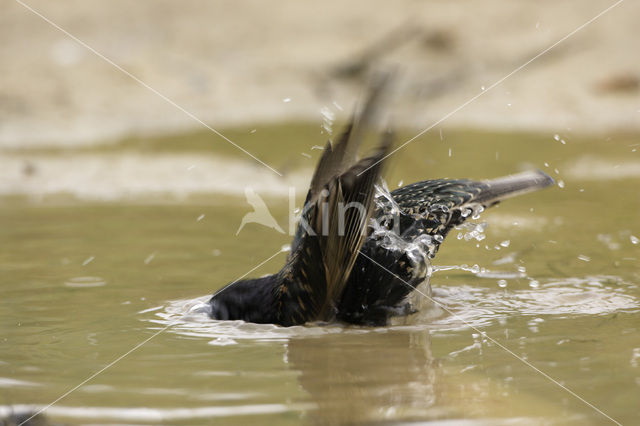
top-left (1, 0), bottom-right (639, 148)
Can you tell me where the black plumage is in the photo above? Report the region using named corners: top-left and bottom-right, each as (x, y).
top-left (208, 80), bottom-right (554, 326)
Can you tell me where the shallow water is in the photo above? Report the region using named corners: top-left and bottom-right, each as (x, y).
top-left (1, 126), bottom-right (640, 425)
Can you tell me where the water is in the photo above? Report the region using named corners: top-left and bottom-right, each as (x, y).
top-left (1, 126), bottom-right (640, 425)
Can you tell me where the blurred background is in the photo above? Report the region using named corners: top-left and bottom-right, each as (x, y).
top-left (2, 0), bottom-right (639, 142)
top-left (2, 1), bottom-right (640, 425)
top-left (2, 0), bottom-right (639, 199)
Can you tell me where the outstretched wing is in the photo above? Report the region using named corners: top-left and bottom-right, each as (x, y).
top-left (333, 170), bottom-right (554, 326)
top-left (276, 77), bottom-right (392, 325)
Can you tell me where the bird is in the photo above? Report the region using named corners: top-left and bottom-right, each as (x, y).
top-left (208, 77), bottom-right (554, 327)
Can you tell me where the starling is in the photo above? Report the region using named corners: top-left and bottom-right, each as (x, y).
top-left (208, 79), bottom-right (554, 326)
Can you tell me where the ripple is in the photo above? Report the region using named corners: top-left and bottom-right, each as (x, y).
top-left (151, 298), bottom-right (385, 342)
top-left (0, 377), bottom-right (41, 388)
top-left (64, 276), bottom-right (106, 288)
top-left (150, 275), bottom-right (639, 340)
top-left (429, 275), bottom-right (639, 330)
top-left (0, 403), bottom-right (315, 422)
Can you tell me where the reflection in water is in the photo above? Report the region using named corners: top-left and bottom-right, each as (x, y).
top-left (137, 273), bottom-right (639, 423)
top-left (2, 273), bottom-right (636, 424)
top-left (286, 330), bottom-right (437, 424)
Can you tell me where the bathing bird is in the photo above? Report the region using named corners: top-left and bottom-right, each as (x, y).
top-left (208, 77), bottom-right (554, 326)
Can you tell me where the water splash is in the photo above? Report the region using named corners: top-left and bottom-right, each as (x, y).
top-left (457, 221), bottom-right (488, 242)
top-left (150, 275), bottom-right (638, 340)
top-left (151, 297), bottom-right (357, 343)
top-left (320, 107), bottom-right (334, 135)
top-left (429, 275), bottom-right (639, 330)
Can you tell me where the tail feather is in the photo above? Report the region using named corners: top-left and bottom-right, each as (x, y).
top-left (476, 170), bottom-right (554, 205)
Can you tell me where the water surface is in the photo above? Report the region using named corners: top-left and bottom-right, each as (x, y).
top-left (1, 126), bottom-right (639, 425)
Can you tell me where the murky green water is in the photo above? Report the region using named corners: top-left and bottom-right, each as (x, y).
top-left (1, 125), bottom-right (639, 425)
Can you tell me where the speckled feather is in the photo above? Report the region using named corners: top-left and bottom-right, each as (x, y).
top-left (208, 78), bottom-right (554, 326)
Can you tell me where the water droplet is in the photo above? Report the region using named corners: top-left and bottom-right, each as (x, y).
top-left (448, 148), bottom-right (452, 157)
top-left (197, 214), bottom-right (205, 222)
top-left (577, 254), bottom-right (591, 262)
top-left (82, 256), bottom-right (95, 266)
top-left (144, 252), bottom-right (156, 264)
top-left (208, 337), bottom-right (237, 346)
top-left (301, 152), bottom-right (311, 158)
top-left (631, 235), bottom-right (639, 245)
top-left (529, 280), bottom-right (540, 288)
top-left (557, 180), bottom-right (565, 188)
top-left (282, 97), bottom-right (291, 103)
top-left (397, 180), bottom-right (404, 187)
top-left (320, 107), bottom-right (335, 135)
top-left (281, 244), bottom-right (291, 252)
top-left (500, 240), bottom-right (510, 248)
top-left (250, 129), bottom-right (257, 134)
top-left (631, 348), bottom-right (640, 368)
top-left (498, 279), bottom-right (507, 288)
top-left (481, 86), bottom-right (486, 91)
top-left (553, 134), bottom-right (560, 141)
